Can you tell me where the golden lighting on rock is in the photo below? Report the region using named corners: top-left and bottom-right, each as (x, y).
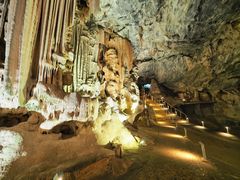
top-left (94, 116), bottom-right (139, 150)
top-left (121, 133), bottom-right (139, 149)
top-left (194, 125), bottom-right (206, 130)
top-left (174, 150), bottom-right (200, 161)
top-left (153, 107), bottom-right (163, 111)
top-left (155, 114), bottom-right (164, 118)
top-left (160, 133), bottom-right (184, 139)
top-left (218, 132), bottom-right (237, 139)
top-left (157, 121), bottom-right (167, 125)
top-left (159, 148), bottom-right (201, 161)
top-left (177, 120), bottom-right (189, 124)
top-left (148, 103), bottom-right (158, 107)
top-left (161, 107), bottom-right (169, 111)
top-left (139, 139), bottom-right (146, 145)
top-left (167, 113), bottom-right (177, 117)
top-left (161, 125), bottom-right (176, 129)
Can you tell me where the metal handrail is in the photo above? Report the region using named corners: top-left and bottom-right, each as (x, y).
top-left (153, 95), bottom-right (189, 122)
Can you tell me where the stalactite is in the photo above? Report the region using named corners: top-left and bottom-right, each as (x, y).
top-left (61, 0), bottom-right (70, 53)
top-left (43, 0), bottom-right (54, 64)
top-left (73, 27), bottom-right (76, 91)
top-left (86, 41), bottom-right (90, 79)
top-left (78, 29), bottom-right (82, 86)
top-left (82, 40), bottom-right (86, 82)
top-left (38, 0), bottom-right (49, 81)
top-left (54, 0), bottom-right (64, 53)
top-left (48, 0), bottom-right (59, 60)
top-left (77, 25), bottom-right (82, 90)
top-left (37, 0), bottom-right (74, 85)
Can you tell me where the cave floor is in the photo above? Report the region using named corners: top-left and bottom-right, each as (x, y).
top-left (1, 104), bottom-right (240, 179)
top-left (120, 125), bottom-right (240, 180)
top-left (1, 122), bottom-right (114, 180)
top-left (121, 100), bottom-right (240, 180)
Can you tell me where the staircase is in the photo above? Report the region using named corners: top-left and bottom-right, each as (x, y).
top-left (146, 97), bottom-right (190, 128)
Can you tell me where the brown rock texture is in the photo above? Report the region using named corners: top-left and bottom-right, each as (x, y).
top-left (95, 0), bottom-right (240, 123)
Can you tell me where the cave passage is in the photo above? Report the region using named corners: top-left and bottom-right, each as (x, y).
top-left (0, 0), bottom-right (240, 179)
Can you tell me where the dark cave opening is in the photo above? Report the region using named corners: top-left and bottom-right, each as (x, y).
top-left (77, 0), bottom-right (88, 9)
top-left (0, 113), bottom-right (30, 127)
top-left (51, 122), bottom-right (79, 139)
top-left (59, 125), bottom-right (76, 139)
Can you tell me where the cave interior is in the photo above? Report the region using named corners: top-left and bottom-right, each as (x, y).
top-left (0, 0), bottom-right (240, 179)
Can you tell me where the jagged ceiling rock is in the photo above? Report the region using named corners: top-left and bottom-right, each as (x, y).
top-left (95, 0), bottom-right (240, 59)
top-left (138, 23), bottom-right (240, 91)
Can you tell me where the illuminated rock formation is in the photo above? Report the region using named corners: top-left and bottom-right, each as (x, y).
top-left (0, 130), bottom-right (24, 179)
top-left (96, 0), bottom-right (240, 124)
top-left (1, 0), bottom-right (240, 179)
top-left (0, 0), bottom-right (140, 151)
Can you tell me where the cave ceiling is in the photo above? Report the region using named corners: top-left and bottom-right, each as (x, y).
top-left (95, 0), bottom-right (240, 92)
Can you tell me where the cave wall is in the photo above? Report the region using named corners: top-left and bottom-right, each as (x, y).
top-left (0, 0), bottom-right (137, 114)
top-left (136, 15), bottom-right (240, 122)
top-left (94, 0), bottom-right (240, 122)
top-left (0, 0), bottom-right (140, 150)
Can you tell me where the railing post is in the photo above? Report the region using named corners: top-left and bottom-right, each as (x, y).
top-left (184, 127), bottom-right (187, 138)
top-left (175, 122), bottom-right (178, 130)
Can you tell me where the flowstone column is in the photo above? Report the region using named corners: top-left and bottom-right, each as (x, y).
top-left (4, 0), bottom-right (26, 95)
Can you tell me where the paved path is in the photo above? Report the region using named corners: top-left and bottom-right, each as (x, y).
top-left (123, 99), bottom-right (240, 179)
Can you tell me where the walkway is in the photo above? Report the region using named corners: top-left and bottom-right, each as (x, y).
top-left (121, 99), bottom-right (240, 179)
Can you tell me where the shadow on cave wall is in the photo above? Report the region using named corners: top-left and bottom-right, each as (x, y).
top-left (0, 112), bottom-right (30, 127)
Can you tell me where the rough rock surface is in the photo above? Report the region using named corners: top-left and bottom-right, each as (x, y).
top-left (95, 0), bottom-right (240, 122)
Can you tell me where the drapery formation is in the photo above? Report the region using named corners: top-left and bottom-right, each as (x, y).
top-left (38, 0), bottom-right (75, 83)
top-left (3, 0), bottom-right (134, 107)
top-left (19, 0), bottom-right (75, 104)
top-left (72, 25), bottom-right (95, 92)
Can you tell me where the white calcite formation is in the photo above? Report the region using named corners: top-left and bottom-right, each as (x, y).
top-left (0, 84), bottom-right (19, 109)
top-left (26, 83), bottom-right (99, 130)
top-left (0, 130), bottom-right (24, 179)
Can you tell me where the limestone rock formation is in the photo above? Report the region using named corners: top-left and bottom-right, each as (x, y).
top-left (0, 0), bottom-right (239, 156)
top-left (95, 0), bottom-right (240, 123)
top-left (0, 0), bottom-right (240, 179)
top-left (0, 0), bottom-right (141, 151)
